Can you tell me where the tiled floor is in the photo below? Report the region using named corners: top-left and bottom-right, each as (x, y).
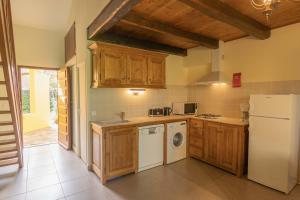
top-left (0, 144), bottom-right (300, 200)
top-left (23, 125), bottom-right (58, 147)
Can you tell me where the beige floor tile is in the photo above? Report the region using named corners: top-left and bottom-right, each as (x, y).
top-left (27, 173), bottom-right (60, 191)
top-left (26, 184), bottom-right (64, 200)
top-left (0, 178), bottom-right (27, 199)
top-left (61, 176), bottom-right (98, 196)
top-left (2, 193), bottom-right (26, 200)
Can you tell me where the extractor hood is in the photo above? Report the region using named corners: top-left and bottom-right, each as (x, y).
top-left (195, 41), bottom-right (230, 85)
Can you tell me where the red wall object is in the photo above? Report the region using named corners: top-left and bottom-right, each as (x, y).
top-left (232, 73), bottom-right (241, 88)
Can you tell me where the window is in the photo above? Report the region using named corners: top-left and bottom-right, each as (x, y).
top-left (21, 68), bottom-right (31, 113)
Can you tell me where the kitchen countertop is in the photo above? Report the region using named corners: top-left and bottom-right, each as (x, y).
top-left (91, 115), bottom-right (248, 128)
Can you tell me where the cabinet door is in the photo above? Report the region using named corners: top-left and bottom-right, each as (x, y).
top-left (100, 49), bottom-right (127, 86)
top-left (127, 54), bottom-right (147, 86)
top-left (204, 122), bottom-right (221, 165)
top-left (189, 119), bottom-right (204, 159)
top-left (147, 56), bottom-right (165, 87)
top-left (218, 126), bottom-right (238, 172)
top-left (105, 127), bottom-right (137, 179)
top-left (91, 48), bottom-right (100, 88)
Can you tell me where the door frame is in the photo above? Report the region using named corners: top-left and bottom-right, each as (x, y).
top-left (17, 65), bottom-right (60, 147)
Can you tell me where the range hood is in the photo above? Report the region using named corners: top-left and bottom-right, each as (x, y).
top-left (196, 41), bottom-right (230, 85)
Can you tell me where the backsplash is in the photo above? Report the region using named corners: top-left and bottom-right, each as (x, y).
top-left (188, 80), bottom-right (300, 118)
top-left (89, 86), bottom-right (188, 121)
top-left (89, 80), bottom-right (300, 121)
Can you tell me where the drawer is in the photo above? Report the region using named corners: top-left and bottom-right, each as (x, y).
top-left (189, 145), bottom-right (203, 158)
top-left (190, 127), bottom-right (203, 138)
top-left (190, 119), bottom-right (203, 128)
top-left (190, 136), bottom-right (203, 148)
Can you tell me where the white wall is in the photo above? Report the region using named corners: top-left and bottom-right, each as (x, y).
top-left (13, 24), bottom-right (64, 67)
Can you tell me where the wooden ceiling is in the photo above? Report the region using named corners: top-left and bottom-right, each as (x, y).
top-left (87, 0), bottom-right (300, 56)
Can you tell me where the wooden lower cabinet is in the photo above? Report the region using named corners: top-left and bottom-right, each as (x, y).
top-left (189, 119), bottom-right (248, 177)
top-left (92, 125), bottom-right (138, 183)
top-left (218, 125), bottom-right (239, 172)
top-left (189, 119), bottom-right (204, 159)
top-left (204, 122), bottom-right (220, 165)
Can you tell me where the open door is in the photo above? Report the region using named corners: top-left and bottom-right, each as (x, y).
top-left (58, 67), bottom-right (71, 150)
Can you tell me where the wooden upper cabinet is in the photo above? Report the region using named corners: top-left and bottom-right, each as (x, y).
top-left (127, 54), bottom-right (147, 86)
top-left (89, 42), bottom-right (167, 88)
top-left (148, 56), bottom-right (165, 87)
top-left (100, 48), bottom-right (127, 86)
top-left (91, 48), bottom-right (100, 88)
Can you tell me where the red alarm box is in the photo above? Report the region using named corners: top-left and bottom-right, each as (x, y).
top-left (232, 73), bottom-right (241, 88)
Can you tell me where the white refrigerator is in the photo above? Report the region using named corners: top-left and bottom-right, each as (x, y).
top-left (248, 94), bottom-right (300, 194)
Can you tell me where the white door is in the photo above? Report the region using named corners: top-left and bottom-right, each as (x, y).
top-left (249, 95), bottom-right (292, 119)
top-left (248, 116), bottom-right (291, 192)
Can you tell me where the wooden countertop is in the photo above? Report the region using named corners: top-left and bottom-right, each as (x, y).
top-left (91, 115), bottom-right (248, 129)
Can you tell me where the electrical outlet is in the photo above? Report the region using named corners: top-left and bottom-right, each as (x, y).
top-left (91, 111), bottom-right (97, 117)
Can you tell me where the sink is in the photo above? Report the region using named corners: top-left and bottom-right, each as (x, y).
top-left (107, 120), bottom-right (131, 124)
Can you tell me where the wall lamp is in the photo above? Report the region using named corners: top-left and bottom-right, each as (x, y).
top-left (127, 89), bottom-right (145, 95)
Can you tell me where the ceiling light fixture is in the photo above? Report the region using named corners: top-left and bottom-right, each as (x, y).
top-left (251, 0), bottom-right (300, 22)
top-left (128, 89), bottom-right (145, 95)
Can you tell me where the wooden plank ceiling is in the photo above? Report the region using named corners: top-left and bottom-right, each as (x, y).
top-left (88, 0), bottom-right (300, 56)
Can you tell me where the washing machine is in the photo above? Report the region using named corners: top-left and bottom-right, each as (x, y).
top-left (167, 121), bottom-right (187, 164)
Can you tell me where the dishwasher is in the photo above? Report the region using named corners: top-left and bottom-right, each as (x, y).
top-left (138, 124), bottom-right (164, 172)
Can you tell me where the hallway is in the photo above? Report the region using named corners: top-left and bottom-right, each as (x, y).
top-left (23, 125), bottom-right (58, 147)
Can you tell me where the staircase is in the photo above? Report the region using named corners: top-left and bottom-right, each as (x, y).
top-left (0, 0), bottom-right (23, 168)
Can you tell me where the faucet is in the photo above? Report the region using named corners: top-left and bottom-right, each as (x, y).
top-left (120, 111), bottom-right (125, 121)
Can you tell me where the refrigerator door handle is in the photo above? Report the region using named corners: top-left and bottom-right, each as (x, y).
top-left (249, 115), bottom-right (290, 120)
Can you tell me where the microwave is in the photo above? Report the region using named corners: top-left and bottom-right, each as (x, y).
top-left (172, 102), bottom-right (198, 115)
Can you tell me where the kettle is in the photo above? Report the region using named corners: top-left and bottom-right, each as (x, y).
top-left (163, 107), bottom-right (172, 116)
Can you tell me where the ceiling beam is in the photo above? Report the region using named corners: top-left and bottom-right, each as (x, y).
top-left (179, 0), bottom-right (271, 39)
top-left (94, 32), bottom-right (188, 56)
top-left (121, 12), bottom-right (219, 49)
top-left (87, 0), bottom-right (141, 39)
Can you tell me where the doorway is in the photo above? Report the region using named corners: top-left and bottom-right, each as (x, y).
top-left (19, 66), bottom-right (58, 147)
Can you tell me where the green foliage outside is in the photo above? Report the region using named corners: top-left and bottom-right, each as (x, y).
top-left (22, 90), bottom-right (30, 113)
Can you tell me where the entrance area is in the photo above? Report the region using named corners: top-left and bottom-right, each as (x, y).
top-left (20, 67), bottom-right (58, 147)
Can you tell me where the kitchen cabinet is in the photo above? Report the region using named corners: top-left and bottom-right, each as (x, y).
top-left (189, 119), bottom-right (248, 177)
top-left (92, 124), bottom-right (138, 183)
top-left (89, 42), bottom-right (167, 88)
top-left (100, 48), bottom-right (127, 86)
top-left (218, 125), bottom-right (238, 172)
top-left (189, 119), bottom-right (204, 159)
top-left (127, 54), bottom-right (148, 86)
top-left (147, 56), bottom-right (165, 87)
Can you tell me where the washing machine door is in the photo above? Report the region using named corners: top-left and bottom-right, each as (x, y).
top-left (171, 132), bottom-right (185, 149)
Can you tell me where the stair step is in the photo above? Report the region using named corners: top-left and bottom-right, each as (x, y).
top-left (0, 97), bottom-right (8, 100)
top-left (0, 150), bottom-right (17, 160)
top-left (0, 157), bottom-right (18, 167)
top-left (0, 111), bottom-right (11, 114)
top-left (0, 145), bottom-right (17, 153)
top-left (0, 131), bottom-right (14, 136)
top-left (0, 138), bottom-right (15, 145)
top-left (0, 81), bottom-right (5, 84)
top-left (0, 121), bottom-right (13, 126)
